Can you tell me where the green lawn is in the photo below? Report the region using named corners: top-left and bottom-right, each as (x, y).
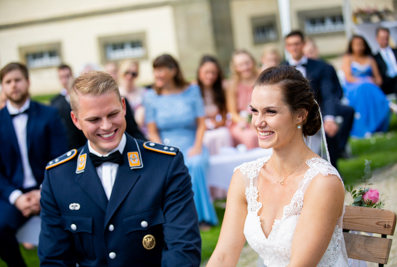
top-left (1, 97), bottom-right (396, 266)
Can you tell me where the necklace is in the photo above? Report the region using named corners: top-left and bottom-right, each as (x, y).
top-left (272, 149), bottom-right (310, 185)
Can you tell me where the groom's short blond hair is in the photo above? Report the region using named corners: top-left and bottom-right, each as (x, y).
top-left (70, 71), bottom-right (121, 113)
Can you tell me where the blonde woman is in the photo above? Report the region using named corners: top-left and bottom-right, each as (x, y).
top-left (118, 60), bottom-right (145, 128)
top-left (261, 44), bottom-right (281, 71)
top-left (227, 50), bottom-right (259, 149)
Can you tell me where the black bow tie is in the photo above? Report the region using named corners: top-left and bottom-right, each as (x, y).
top-left (89, 151), bottom-right (124, 167)
top-left (10, 109), bottom-right (29, 118)
top-left (292, 63), bottom-right (307, 68)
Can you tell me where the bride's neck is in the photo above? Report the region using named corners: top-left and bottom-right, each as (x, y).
top-left (271, 137), bottom-right (310, 176)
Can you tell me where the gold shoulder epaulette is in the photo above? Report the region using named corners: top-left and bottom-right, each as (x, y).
top-left (46, 149), bottom-right (78, 170)
top-left (143, 142), bottom-right (178, 156)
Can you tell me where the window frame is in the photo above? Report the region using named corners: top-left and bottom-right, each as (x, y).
top-left (298, 7), bottom-right (345, 37)
top-left (19, 42), bottom-right (62, 70)
top-left (250, 14), bottom-right (279, 45)
top-left (98, 32), bottom-right (148, 64)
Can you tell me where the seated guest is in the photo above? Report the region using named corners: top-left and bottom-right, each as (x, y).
top-left (118, 60), bottom-right (146, 130)
top-left (51, 64), bottom-right (87, 149)
top-left (303, 38), bottom-right (344, 101)
top-left (197, 55), bottom-right (233, 155)
top-left (0, 62), bottom-right (68, 267)
top-left (227, 50), bottom-right (259, 149)
top-left (342, 35), bottom-right (394, 138)
top-left (144, 54), bottom-right (218, 229)
top-left (374, 27), bottom-right (397, 97)
top-left (104, 61), bottom-right (118, 81)
top-left (303, 38), bottom-right (347, 156)
top-left (283, 30), bottom-right (354, 168)
top-left (260, 44), bottom-right (281, 71)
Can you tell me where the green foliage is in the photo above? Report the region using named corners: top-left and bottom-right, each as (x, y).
top-left (31, 93), bottom-right (57, 105)
top-left (346, 159), bottom-right (386, 209)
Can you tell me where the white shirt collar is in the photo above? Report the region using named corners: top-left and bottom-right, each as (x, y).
top-left (379, 46), bottom-right (393, 55)
top-left (60, 88), bottom-right (68, 96)
top-left (7, 98), bottom-right (30, 115)
top-left (88, 133), bottom-right (126, 157)
top-left (289, 56), bottom-right (308, 66)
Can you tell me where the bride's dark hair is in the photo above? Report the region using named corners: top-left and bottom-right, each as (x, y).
top-left (254, 65), bottom-right (321, 137)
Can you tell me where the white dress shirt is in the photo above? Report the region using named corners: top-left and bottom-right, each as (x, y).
top-left (380, 46), bottom-right (397, 78)
top-left (288, 56), bottom-right (308, 79)
top-left (88, 134), bottom-right (126, 200)
top-left (7, 99), bottom-right (38, 205)
top-left (60, 88), bottom-right (70, 103)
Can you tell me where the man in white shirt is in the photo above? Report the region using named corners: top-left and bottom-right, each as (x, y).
top-left (374, 27), bottom-right (397, 95)
top-left (0, 62), bottom-right (68, 266)
top-left (39, 71), bottom-right (201, 266)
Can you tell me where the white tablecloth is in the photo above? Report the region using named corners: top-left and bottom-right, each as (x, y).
top-left (207, 147), bottom-right (272, 191)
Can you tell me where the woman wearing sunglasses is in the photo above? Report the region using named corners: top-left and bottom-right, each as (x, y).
top-left (118, 59), bottom-right (146, 130)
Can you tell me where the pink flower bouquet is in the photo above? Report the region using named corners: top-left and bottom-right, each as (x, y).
top-left (346, 160), bottom-right (386, 209)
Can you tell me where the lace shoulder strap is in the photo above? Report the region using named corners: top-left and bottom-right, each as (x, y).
top-left (234, 156), bottom-right (270, 188)
top-left (300, 157), bottom-right (343, 195)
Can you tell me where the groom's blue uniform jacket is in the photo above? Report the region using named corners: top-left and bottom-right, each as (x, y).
top-left (38, 133), bottom-right (201, 267)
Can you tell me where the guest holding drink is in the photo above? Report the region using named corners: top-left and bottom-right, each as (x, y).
top-left (197, 55), bottom-right (232, 155)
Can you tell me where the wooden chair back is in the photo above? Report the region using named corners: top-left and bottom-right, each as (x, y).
top-left (343, 205), bottom-right (396, 266)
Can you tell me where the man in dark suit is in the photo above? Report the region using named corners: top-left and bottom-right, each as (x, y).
top-left (283, 31), bottom-right (354, 168)
top-left (51, 64), bottom-right (146, 150)
top-left (51, 64), bottom-right (87, 149)
top-left (39, 71), bottom-right (201, 266)
top-left (374, 27), bottom-right (397, 96)
top-left (0, 62), bottom-right (68, 266)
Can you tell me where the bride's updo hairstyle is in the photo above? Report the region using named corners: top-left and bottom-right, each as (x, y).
top-left (254, 65), bottom-right (321, 137)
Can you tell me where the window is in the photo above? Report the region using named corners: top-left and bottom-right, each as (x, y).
top-left (299, 7), bottom-right (344, 36)
top-left (251, 15), bottom-right (278, 44)
top-left (98, 32), bottom-right (147, 64)
top-left (19, 43), bottom-right (62, 69)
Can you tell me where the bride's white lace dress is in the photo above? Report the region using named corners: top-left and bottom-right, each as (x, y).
top-left (235, 156), bottom-right (349, 267)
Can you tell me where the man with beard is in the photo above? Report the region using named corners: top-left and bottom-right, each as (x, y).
top-left (0, 62), bottom-right (68, 266)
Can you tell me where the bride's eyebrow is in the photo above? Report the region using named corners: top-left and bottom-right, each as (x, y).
top-left (250, 105), bottom-right (278, 110)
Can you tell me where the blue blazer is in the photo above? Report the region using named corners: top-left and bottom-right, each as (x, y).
top-left (283, 59), bottom-right (340, 117)
top-left (0, 101), bottom-right (68, 201)
top-left (39, 134), bottom-right (201, 266)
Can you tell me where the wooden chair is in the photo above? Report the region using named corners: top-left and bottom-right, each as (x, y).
top-left (343, 205), bottom-right (397, 266)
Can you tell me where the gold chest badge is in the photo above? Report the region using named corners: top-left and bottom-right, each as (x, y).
top-left (142, 234), bottom-right (156, 250)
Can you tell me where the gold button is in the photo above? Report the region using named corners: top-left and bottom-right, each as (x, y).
top-left (142, 234), bottom-right (156, 250)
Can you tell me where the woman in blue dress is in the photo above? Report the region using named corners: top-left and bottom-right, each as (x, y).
top-left (342, 35), bottom-right (391, 138)
top-left (144, 54), bottom-right (218, 228)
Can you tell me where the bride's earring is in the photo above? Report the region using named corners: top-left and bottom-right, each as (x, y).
top-left (297, 124), bottom-right (302, 129)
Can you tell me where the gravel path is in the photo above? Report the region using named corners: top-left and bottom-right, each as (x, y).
top-left (202, 163), bottom-right (397, 267)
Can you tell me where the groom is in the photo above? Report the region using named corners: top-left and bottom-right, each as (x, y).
top-left (38, 71), bottom-right (201, 266)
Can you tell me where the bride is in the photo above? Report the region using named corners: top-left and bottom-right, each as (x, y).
top-left (207, 66), bottom-right (348, 267)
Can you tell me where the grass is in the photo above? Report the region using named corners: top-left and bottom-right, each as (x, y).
top-left (1, 97), bottom-right (396, 266)
top-left (30, 93), bottom-right (57, 105)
